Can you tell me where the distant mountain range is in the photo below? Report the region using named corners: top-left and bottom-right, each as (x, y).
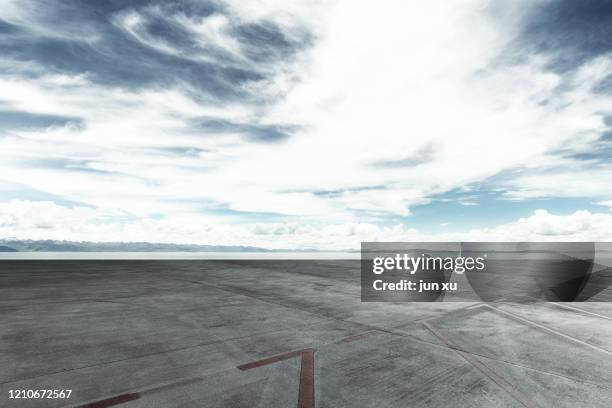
top-left (0, 239), bottom-right (275, 252)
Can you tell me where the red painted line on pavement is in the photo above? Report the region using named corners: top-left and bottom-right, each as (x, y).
top-left (421, 321), bottom-right (540, 408)
top-left (298, 349), bottom-right (315, 408)
top-left (237, 348), bottom-right (315, 408)
top-left (236, 330), bottom-right (380, 407)
top-left (237, 349), bottom-right (306, 370)
top-left (77, 393), bottom-right (140, 408)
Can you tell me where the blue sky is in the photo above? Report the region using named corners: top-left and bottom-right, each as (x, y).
top-left (2, 0), bottom-right (612, 249)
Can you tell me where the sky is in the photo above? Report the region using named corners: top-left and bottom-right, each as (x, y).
top-left (2, 0), bottom-right (612, 249)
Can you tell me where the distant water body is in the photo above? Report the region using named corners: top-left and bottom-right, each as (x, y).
top-left (0, 252), bottom-right (359, 260)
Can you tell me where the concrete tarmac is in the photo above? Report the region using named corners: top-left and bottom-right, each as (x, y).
top-left (1, 260), bottom-right (611, 408)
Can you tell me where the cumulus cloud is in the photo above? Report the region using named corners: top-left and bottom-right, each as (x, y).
top-left (3, 200), bottom-right (612, 250)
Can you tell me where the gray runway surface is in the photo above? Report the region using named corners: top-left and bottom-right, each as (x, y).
top-left (1, 260), bottom-right (611, 408)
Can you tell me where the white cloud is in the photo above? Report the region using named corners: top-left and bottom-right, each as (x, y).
top-left (113, 9), bottom-right (245, 65)
top-left (3, 201), bottom-right (612, 249)
top-left (216, 0), bottom-right (612, 219)
top-left (597, 200), bottom-right (612, 210)
top-left (3, 1), bottom-right (612, 246)
top-left (502, 166), bottom-right (612, 200)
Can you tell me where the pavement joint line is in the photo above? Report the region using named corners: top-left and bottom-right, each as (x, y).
top-left (465, 303), bottom-right (484, 309)
top-left (520, 294), bottom-right (612, 320)
top-left (336, 330), bottom-right (382, 343)
top-left (190, 279), bottom-right (387, 335)
top-left (464, 348), bottom-right (612, 389)
top-left (413, 302), bottom-right (485, 323)
top-left (483, 304), bottom-right (612, 357)
top-left (551, 302), bottom-right (612, 321)
top-left (421, 320), bottom-right (542, 408)
top-left (383, 316), bottom-right (612, 389)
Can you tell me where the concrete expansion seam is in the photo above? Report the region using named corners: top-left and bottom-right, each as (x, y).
top-left (420, 320), bottom-right (541, 408)
top-left (550, 302), bottom-right (612, 321)
top-left (482, 304), bottom-right (612, 357)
